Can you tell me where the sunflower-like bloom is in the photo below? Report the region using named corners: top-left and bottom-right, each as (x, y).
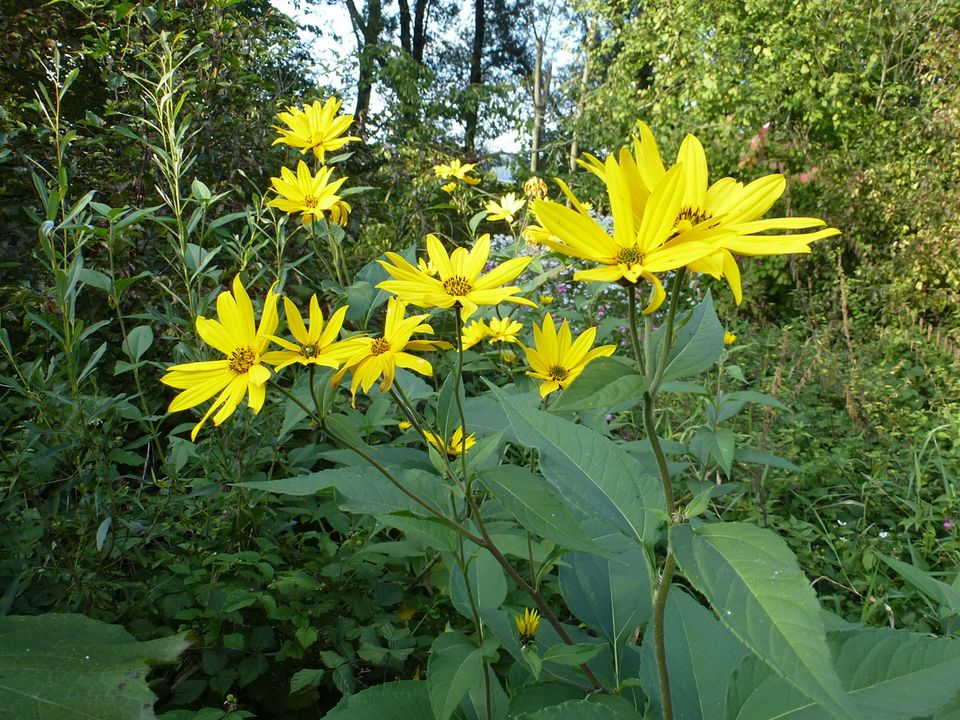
top-left (272, 98), bottom-right (360, 162)
top-left (423, 425), bottom-right (476, 457)
top-left (433, 159), bottom-right (481, 186)
top-left (515, 608), bottom-right (541, 646)
top-left (723, 331), bottom-right (737, 346)
top-left (486, 317), bottom-right (523, 344)
top-left (161, 277), bottom-right (279, 441)
top-left (524, 314), bottom-right (616, 398)
top-left (533, 156), bottom-right (715, 313)
top-left (586, 124), bottom-right (840, 303)
top-left (261, 295), bottom-right (359, 371)
top-left (332, 298), bottom-right (451, 404)
top-left (461, 319), bottom-right (489, 349)
top-left (268, 161), bottom-right (349, 225)
top-left (377, 234), bottom-right (536, 321)
top-left (485, 193), bottom-right (526, 224)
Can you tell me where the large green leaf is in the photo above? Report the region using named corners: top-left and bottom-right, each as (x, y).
top-left (671, 522), bottom-right (857, 720)
top-left (449, 547), bottom-right (508, 621)
top-left (324, 680), bottom-right (434, 720)
top-left (550, 357), bottom-right (648, 412)
top-left (478, 466), bottom-right (608, 555)
top-left (239, 466), bottom-right (447, 517)
top-left (652, 290), bottom-right (723, 383)
top-left (517, 698), bottom-right (640, 719)
top-left (0, 613), bottom-right (188, 720)
top-left (558, 547), bottom-right (653, 647)
top-left (428, 632), bottom-right (490, 720)
top-left (726, 626), bottom-right (960, 719)
top-left (640, 589), bottom-right (748, 720)
top-left (487, 384), bottom-right (663, 545)
top-left (876, 554), bottom-right (960, 615)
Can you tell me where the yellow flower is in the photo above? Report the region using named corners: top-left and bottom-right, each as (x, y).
top-left (423, 425), bottom-right (476, 457)
top-left (626, 123), bottom-right (840, 303)
top-left (272, 97), bottom-right (360, 162)
top-left (398, 420), bottom-right (412, 431)
top-left (433, 158), bottom-right (481, 185)
top-left (533, 155), bottom-right (715, 313)
top-left (418, 257), bottom-right (438, 276)
top-left (501, 349), bottom-right (517, 365)
top-left (485, 193), bottom-right (526, 224)
top-left (524, 176), bottom-right (548, 199)
top-left (440, 181), bottom-right (458, 194)
top-left (539, 294), bottom-right (554, 306)
top-left (461, 319), bottom-right (489, 349)
top-left (522, 223), bottom-right (554, 247)
top-left (486, 317), bottom-right (523, 344)
top-left (377, 234), bottom-right (535, 321)
top-left (161, 276), bottom-right (279, 441)
top-left (331, 298), bottom-right (450, 404)
top-left (524, 314), bottom-right (616, 398)
top-left (723, 331), bottom-right (737, 346)
top-left (261, 295), bottom-right (357, 371)
top-left (515, 608), bottom-right (540, 646)
top-left (268, 161), bottom-right (349, 225)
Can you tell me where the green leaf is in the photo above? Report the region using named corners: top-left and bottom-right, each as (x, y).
top-left (710, 390), bottom-right (786, 424)
top-left (487, 383), bottom-right (663, 545)
top-left (238, 466), bottom-right (447, 517)
top-left (122, 325), bottom-right (154, 363)
top-left (289, 668), bottom-right (324, 694)
top-left (324, 681), bottom-right (433, 720)
top-left (732, 448), bottom-right (801, 472)
top-left (671, 523), bottom-right (857, 720)
top-left (541, 642), bottom-right (606, 667)
top-left (559, 546), bottom-right (653, 646)
top-left (517, 698), bottom-right (638, 719)
top-left (436, 371), bottom-right (465, 444)
top-left (479, 466), bottom-right (608, 555)
top-left (550, 357), bottom-right (648, 412)
top-left (0, 613), bottom-right (188, 720)
top-left (77, 268), bottom-right (112, 292)
top-left (505, 683), bottom-right (585, 718)
top-left (726, 626), bottom-right (960, 719)
top-left (690, 427), bottom-right (736, 475)
top-left (428, 632), bottom-right (487, 720)
top-left (652, 290), bottom-right (723, 383)
top-left (875, 554), bottom-right (960, 614)
top-left (449, 548), bottom-right (507, 620)
top-left (640, 590), bottom-right (748, 720)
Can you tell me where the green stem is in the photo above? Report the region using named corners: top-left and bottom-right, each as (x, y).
top-left (627, 285), bottom-right (645, 375)
top-left (649, 268), bottom-right (687, 395)
top-left (453, 310), bottom-right (470, 485)
top-left (652, 552), bottom-right (677, 720)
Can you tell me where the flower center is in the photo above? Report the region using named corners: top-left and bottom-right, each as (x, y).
top-left (303, 195), bottom-right (320, 210)
top-left (548, 365), bottom-right (569, 382)
top-left (301, 344), bottom-right (318, 358)
top-left (228, 346), bottom-right (257, 374)
top-left (673, 206), bottom-right (711, 232)
top-left (442, 275), bottom-right (474, 297)
top-left (615, 246), bottom-right (644, 265)
top-left (370, 337), bottom-right (391, 356)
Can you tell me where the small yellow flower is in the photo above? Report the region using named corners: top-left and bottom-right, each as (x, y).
top-left (377, 234), bottom-right (535, 321)
top-left (161, 276), bottom-right (279, 441)
top-left (268, 161), bottom-right (349, 225)
top-left (501, 349), bottom-right (517, 365)
top-left (515, 608), bottom-right (540, 646)
top-left (539, 294), bottom-right (554, 306)
top-left (485, 193), bottom-right (526, 224)
top-left (524, 314), bottom-right (616, 398)
top-left (441, 181), bottom-right (458, 194)
top-left (486, 317), bottom-right (523, 344)
top-left (331, 298), bottom-right (450, 405)
top-left (433, 159), bottom-right (481, 185)
top-left (423, 425), bottom-right (476, 457)
top-left (461, 319), bottom-right (489, 349)
top-left (522, 223), bottom-right (555, 247)
top-left (261, 295), bottom-right (357, 371)
top-left (723, 331), bottom-right (737, 346)
top-left (524, 176), bottom-right (548, 199)
top-left (398, 420), bottom-right (412, 431)
top-left (272, 97), bottom-right (360, 162)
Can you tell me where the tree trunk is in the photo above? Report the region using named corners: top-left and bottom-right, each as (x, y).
top-left (463, 0), bottom-right (485, 152)
top-left (413, 0), bottom-right (429, 63)
top-left (398, 0), bottom-right (412, 53)
top-left (530, 36), bottom-right (552, 173)
top-left (569, 20), bottom-right (594, 172)
top-left (348, 0), bottom-right (383, 134)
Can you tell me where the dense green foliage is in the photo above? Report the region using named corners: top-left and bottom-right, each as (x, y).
top-left (1, 1), bottom-right (958, 719)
